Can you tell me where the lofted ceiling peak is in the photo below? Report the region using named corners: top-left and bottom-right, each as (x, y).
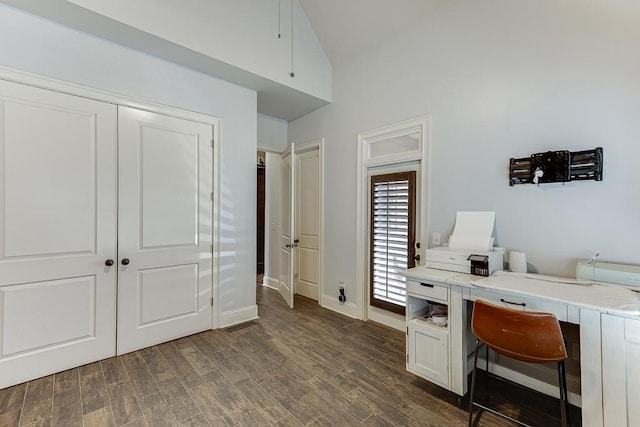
top-left (299, 0), bottom-right (451, 66)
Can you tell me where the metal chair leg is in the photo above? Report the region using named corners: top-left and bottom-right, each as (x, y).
top-left (558, 360), bottom-right (569, 427)
top-left (485, 345), bottom-right (489, 373)
top-left (484, 345), bottom-right (489, 395)
top-left (468, 339), bottom-right (481, 427)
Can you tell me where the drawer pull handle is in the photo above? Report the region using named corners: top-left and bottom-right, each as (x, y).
top-left (420, 283), bottom-right (435, 288)
top-left (500, 298), bottom-right (526, 307)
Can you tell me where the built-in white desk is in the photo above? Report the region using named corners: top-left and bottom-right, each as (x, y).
top-left (402, 266), bottom-right (640, 427)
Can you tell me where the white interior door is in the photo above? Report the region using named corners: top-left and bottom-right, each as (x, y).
top-left (279, 144), bottom-right (295, 308)
top-left (0, 80), bottom-right (117, 388)
top-left (295, 146), bottom-right (320, 301)
top-left (117, 106), bottom-right (213, 354)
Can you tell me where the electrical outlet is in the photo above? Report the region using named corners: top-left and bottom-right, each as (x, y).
top-left (432, 232), bottom-right (441, 246)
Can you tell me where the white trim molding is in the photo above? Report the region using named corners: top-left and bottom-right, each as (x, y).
top-left (368, 306), bottom-right (406, 332)
top-left (211, 120), bottom-right (222, 329)
top-left (219, 305), bottom-right (259, 328)
top-left (263, 276), bottom-right (280, 290)
top-left (0, 65), bottom-right (220, 126)
top-left (322, 296), bottom-right (359, 320)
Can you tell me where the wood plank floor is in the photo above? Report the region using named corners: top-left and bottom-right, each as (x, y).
top-left (0, 285), bottom-right (580, 426)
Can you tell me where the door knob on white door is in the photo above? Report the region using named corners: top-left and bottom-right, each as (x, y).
top-left (121, 258), bottom-right (130, 266)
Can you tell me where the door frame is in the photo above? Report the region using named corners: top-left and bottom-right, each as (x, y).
top-left (356, 116), bottom-right (431, 323)
top-left (293, 139), bottom-right (324, 306)
top-left (0, 65), bottom-right (222, 330)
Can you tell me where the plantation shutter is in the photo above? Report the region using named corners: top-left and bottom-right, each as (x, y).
top-left (370, 171), bottom-right (416, 315)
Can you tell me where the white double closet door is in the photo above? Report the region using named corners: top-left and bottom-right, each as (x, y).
top-left (0, 81), bottom-right (213, 388)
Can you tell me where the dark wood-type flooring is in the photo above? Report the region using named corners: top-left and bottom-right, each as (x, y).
top-left (0, 284), bottom-right (580, 426)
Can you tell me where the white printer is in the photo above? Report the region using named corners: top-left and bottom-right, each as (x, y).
top-left (427, 211), bottom-right (503, 276)
top-left (425, 246), bottom-right (503, 276)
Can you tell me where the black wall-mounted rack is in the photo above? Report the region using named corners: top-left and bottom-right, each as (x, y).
top-left (509, 147), bottom-right (603, 186)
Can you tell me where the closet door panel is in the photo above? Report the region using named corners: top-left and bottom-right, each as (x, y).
top-left (117, 106), bottom-right (213, 354)
top-left (3, 99), bottom-right (95, 257)
top-left (0, 80), bottom-right (117, 388)
top-left (140, 125), bottom-right (199, 249)
top-left (1, 276), bottom-right (96, 356)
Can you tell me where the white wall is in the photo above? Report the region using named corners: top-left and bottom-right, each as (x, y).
top-left (288, 0), bottom-right (640, 312)
top-left (0, 5), bottom-right (258, 323)
top-left (56, 0), bottom-right (331, 101)
top-left (258, 114), bottom-right (288, 153)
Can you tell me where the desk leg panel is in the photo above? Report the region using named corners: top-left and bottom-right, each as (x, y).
top-left (449, 286), bottom-right (467, 396)
top-left (580, 309), bottom-right (604, 427)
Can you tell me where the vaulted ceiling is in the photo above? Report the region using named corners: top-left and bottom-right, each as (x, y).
top-left (0, 0), bottom-right (452, 119)
top-left (299, 0), bottom-right (450, 65)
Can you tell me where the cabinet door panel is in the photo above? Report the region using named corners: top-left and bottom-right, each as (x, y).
top-left (602, 314), bottom-right (640, 427)
top-left (408, 320), bottom-right (449, 387)
top-left (625, 318), bottom-right (640, 427)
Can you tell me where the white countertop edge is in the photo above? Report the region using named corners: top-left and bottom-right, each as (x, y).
top-left (402, 266), bottom-right (640, 318)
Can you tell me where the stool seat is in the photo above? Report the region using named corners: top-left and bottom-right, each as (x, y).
top-left (471, 299), bottom-right (567, 364)
top-left (468, 300), bottom-right (570, 427)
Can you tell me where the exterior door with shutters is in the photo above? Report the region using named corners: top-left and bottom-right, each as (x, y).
top-left (117, 106), bottom-right (213, 354)
top-left (370, 171), bottom-right (416, 315)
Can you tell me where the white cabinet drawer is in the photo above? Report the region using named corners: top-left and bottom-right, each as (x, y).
top-left (469, 288), bottom-right (568, 322)
top-left (407, 280), bottom-right (449, 302)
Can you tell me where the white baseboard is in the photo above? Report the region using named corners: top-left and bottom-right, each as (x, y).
top-left (368, 306), bottom-right (405, 331)
top-left (321, 295), bottom-right (359, 319)
top-left (219, 304), bottom-right (259, 328)
top-left (295, 281), bottom-right (319, 301)
top-left (263, 276), bottom-right (279, 290)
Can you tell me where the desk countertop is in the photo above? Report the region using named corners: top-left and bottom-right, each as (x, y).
top-left (403, 266), bottom-right (640, 317)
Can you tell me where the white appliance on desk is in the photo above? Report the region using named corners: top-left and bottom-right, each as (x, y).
top-left (576, 260), bottom-right (640, 289)
top-left (425, 246), bottom-right (503, 276)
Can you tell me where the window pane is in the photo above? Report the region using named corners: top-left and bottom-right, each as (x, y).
top-left (368, 132), bottom-right (421, 160)
top-left (370, 172), bottom-right (416, 315)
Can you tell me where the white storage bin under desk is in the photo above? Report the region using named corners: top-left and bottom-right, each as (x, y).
top-left (406, 279), bottom-right (450, 389)
top-left (407, 318), bottom-right (449, 387)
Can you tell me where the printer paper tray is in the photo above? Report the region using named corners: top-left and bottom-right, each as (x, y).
top-left (424, 261), bottom-right (469, 274)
